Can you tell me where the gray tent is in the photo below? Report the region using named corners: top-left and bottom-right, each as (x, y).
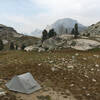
top-left (6, 72), bottom-right (41, 94)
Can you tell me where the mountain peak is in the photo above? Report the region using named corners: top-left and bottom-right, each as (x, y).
top-left (46, 18), bottom-right (87, 34)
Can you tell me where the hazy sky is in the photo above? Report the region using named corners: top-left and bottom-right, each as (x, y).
top-left (0, 0), bottom-right (100, 35)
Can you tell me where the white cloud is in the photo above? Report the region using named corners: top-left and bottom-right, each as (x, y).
top-left (30, 0), bottom-right (100, 26)
top-left (0, 0), bottom-right (100, 35)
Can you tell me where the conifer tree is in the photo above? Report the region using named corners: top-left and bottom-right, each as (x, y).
top-left (15, 44), bottom-right (18, 50)
top-left (21, 44), bottom-right (26, 50)
top-left (71, 28), bottom-right (75, 35)
top-left (74, 23), bottom-right (79, 38)
top-left (0, 39), bottom-right (4, 50)
top-left (42, 29), bottom-right (48, 42)
top-left (66, 28), bottom-right (68, 34)
top-left (48, 29), bottom-right (56, 38)
top-left (10, 42), bottom-right (14, 50)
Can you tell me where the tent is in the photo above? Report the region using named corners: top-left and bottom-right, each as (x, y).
top-left (6, 72), bottom-right (41, 94)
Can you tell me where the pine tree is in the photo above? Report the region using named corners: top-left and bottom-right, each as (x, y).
top-left (21, 44), bottom-right (26, 50)
top-left (48, 29), bottom-right (56, 38)
top-left (10, 42), bottom-right (15, 50)
top-left (71, 28), bottom-right (75, 35)
top-left (66, 28), bottom-right (68, 34)
top-left (0, 39), bottom-right (4, 50)
top-left (74, 23), bottom-right (79, 38)
top-left (42, 29), bottom-right (48, 42)
top-left (15, 44), bottom-right (18, 50)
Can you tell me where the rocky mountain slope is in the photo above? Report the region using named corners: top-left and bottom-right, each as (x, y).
top-left (0, 24), bottom-right (40, 48)
top-left (81, 21), bottom-right (100, 36)
top-left (46, 18), bottom-right (87, 34)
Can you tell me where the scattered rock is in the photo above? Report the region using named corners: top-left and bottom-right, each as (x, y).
top-left (95, 64), bottom-right (99, 67)
top-left (51, 67), bottom-right (56, 72)
top-left (91, 68), bottom-right (94, 71)
top-left (38, 63), bottom-right (42, 66)
top-left (75, 53), bottom-right (79, 56)
top-left (92, 79), bottom-right (96, 82)
top-left (24, 45), bottom-right (39, 51)
top-left (38, 48), bottom-right (45, 52)
top-left (70, 84), bottom-right (74, 87)
top-left (67, 65), bottom-right (74, 69)
top-left (49, 61), bottom-right (54, 64)
top-left (93, 55), bottom-right (99, 58)
top-left (0, 88), bottom-right (6, 96)
top-left (83, 58), bottom-right (87, 60)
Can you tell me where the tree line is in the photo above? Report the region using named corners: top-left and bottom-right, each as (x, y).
top-left (42, 23), bottom-right (80, 42)
top-left (42, 29), bottom-right (57, 42)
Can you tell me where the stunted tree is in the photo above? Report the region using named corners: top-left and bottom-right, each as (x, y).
top-left (10, 42), bottom-right (15, 50)
top-left (21, 44), bottom-right (26, 50)
top-left (0, 39), bottom-right (4, 50)
top-left (42, 29), bottom-right (48, 42)
top-left (74, 23), bottom-right (79, 38)
top-left (48, 29), bottom-right (56, 38)
top-left (71, 28), bottom-right (75, 35)
top-left (66, 28), bottom-right (68, 34)
top-left (15, 44), bottom-right (18, 50)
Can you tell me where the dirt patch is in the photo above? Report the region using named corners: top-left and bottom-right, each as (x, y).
top-left (0, 50), bottom-right (100, 100)
top-left (16, 87), bottom-right (76, 100)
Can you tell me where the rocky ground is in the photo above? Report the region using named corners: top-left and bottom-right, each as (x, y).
top-left (25, 35), bottom-right (100, 52)
top-left (0, 49), bottom-right (100, 100)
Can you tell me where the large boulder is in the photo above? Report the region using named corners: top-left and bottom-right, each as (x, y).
top-left (42, 37), bottom-right (66, 50)
top-left (71, 39), bottom-right (100, 51)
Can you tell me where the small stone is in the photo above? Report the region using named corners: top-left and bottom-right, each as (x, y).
top-left (97, 69), bottom-right (100, 72)
top-left (0, 79), bottom-right (4, 84)
top-left (38, 63), bottom-right (42, 66)
top-left (86, 93), bottom-right (90, 96)
top-left (0, 88), bottom-right (6, 96)
top-left (91, 68), bottom-right (94, 71)
top-left (49, 61), bottom-right (54, 64)
top-left (0, 92), bottom-right (6, 96)
top-left (61, 58), bottom-right (65, 61)
top-left (92, 79), bottom-right (96, 82)
top-left (75, 53), bottom-right (79, 56)
top-left (72, 56), bottom-right (75, 59)
top-left (93, 55), bottom-right (99, 58)
top-left (70, 84), bottom-right (74, 87)
top-left (65, 61), bottom-right (68, 64)
top-left (84, 75), bottom-right (89, 78)
top-left (51, 67), bottom-right (56, 72)
top-left (95, 64), bottom-right (99, 67)
top-left (82, 87), bottom-right (86, 89)
top-left (67, 65), bottom-right (74, 69)
top-left (64, 77), bottom-right (67, 80)
top-left (83, 58), bottom-right (87, 60)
